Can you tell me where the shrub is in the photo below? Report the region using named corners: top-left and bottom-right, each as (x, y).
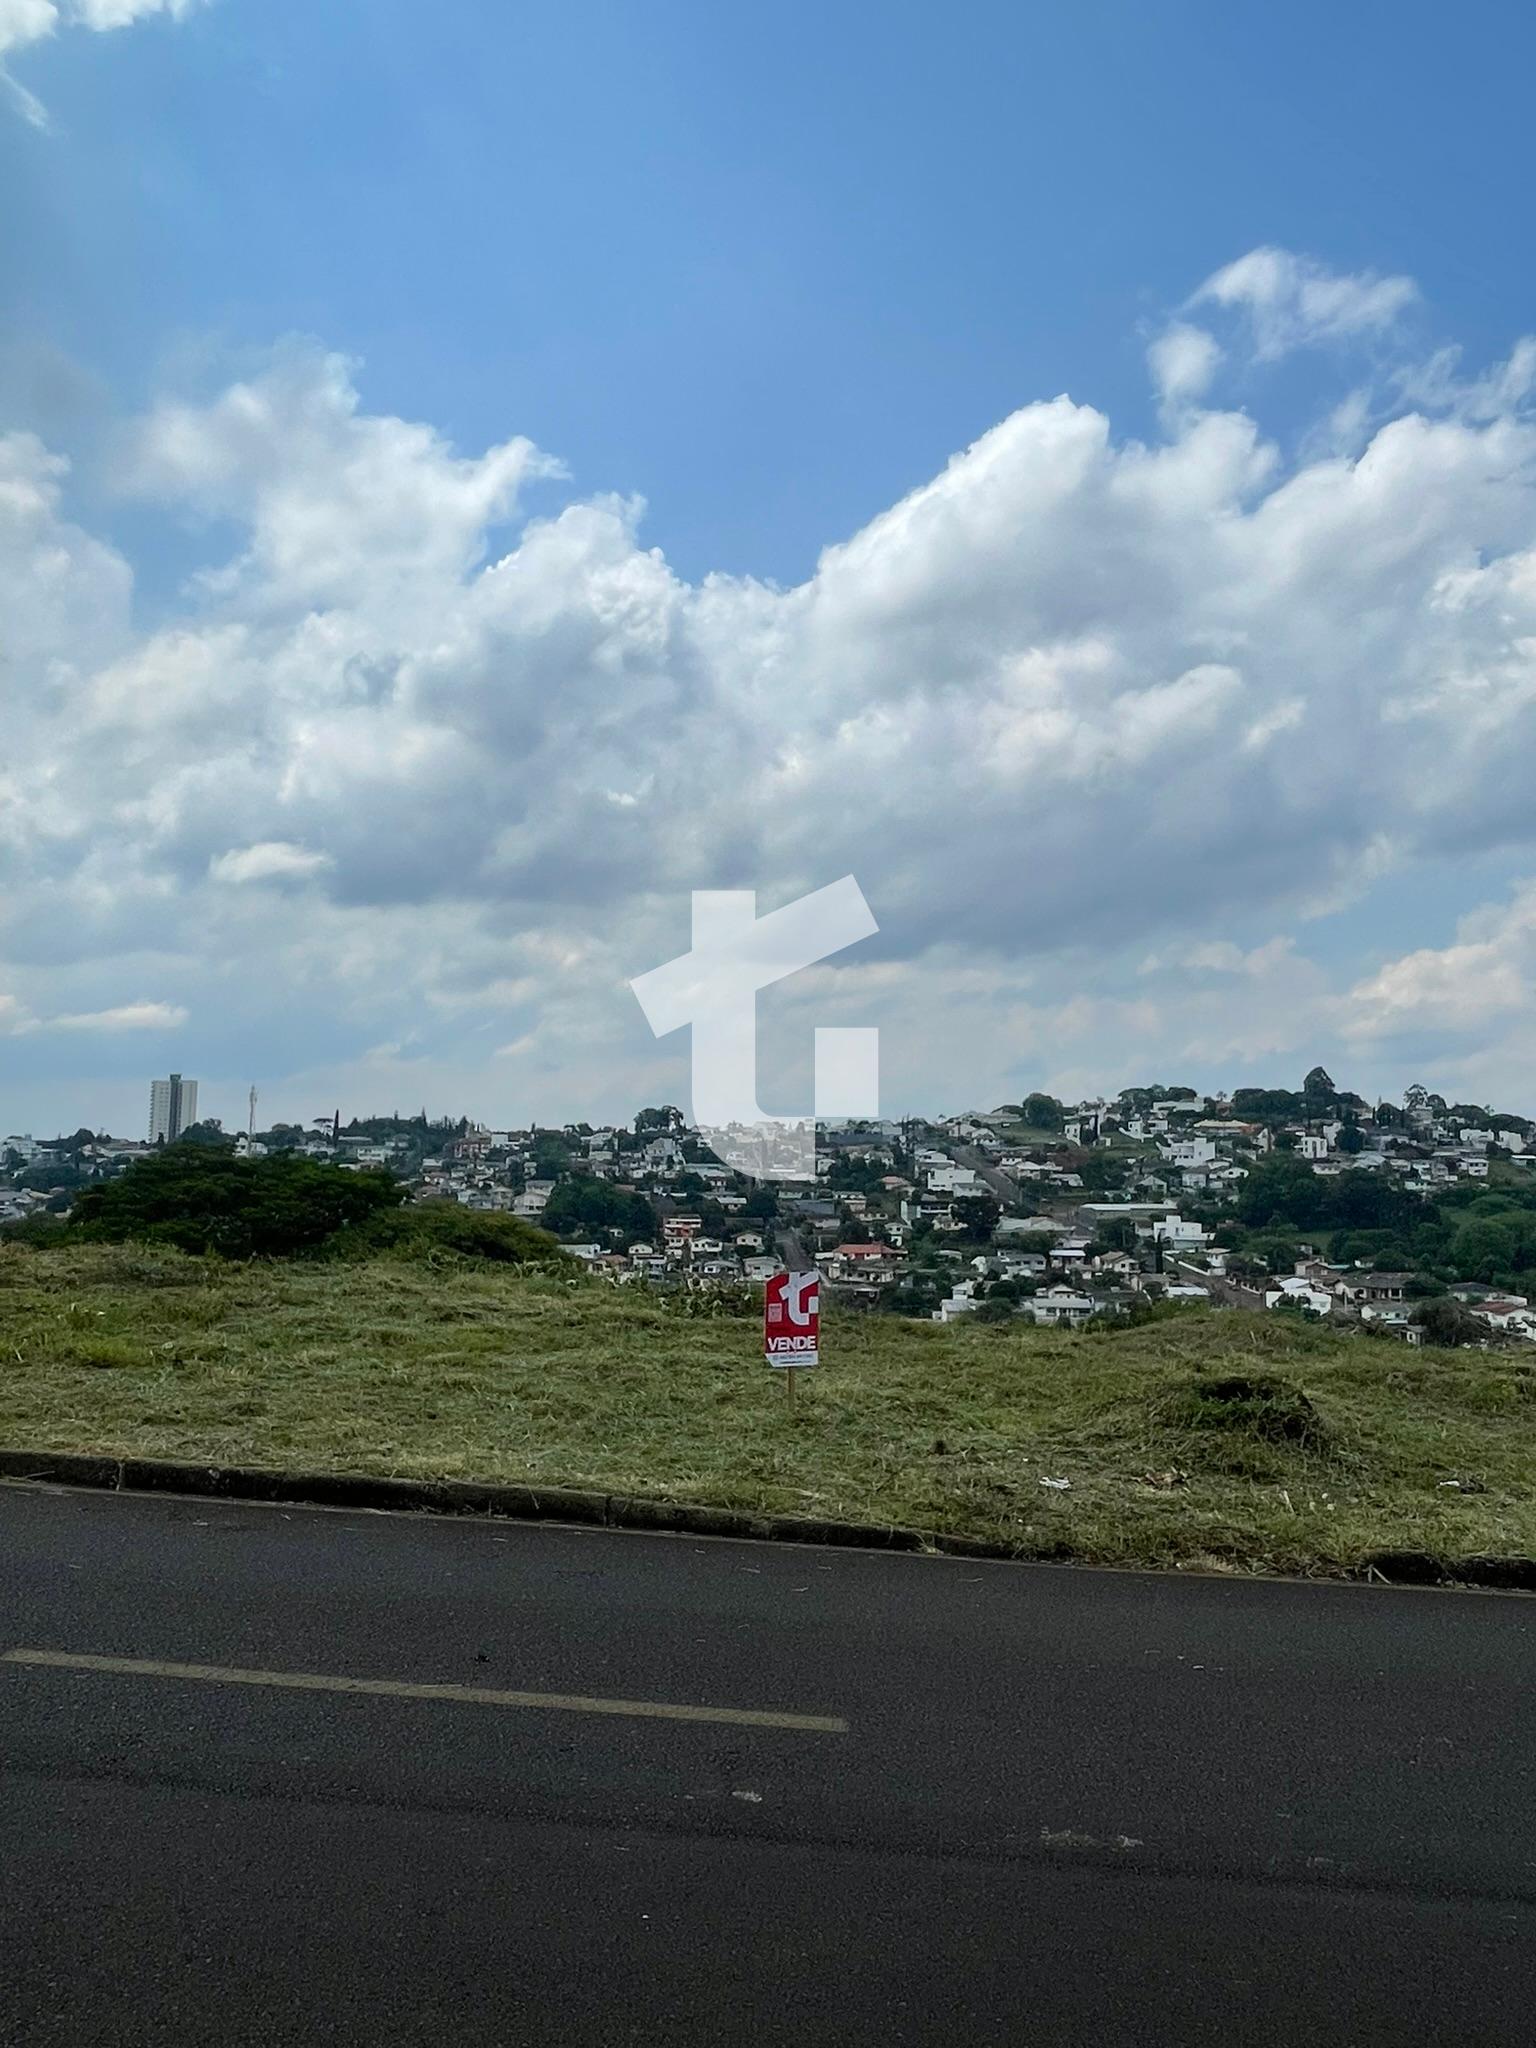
top-left (332, 1203), bottom-right (568, 1268)
top-left (70, 1146), bottom-right (404, 1259)
top-left (1160, 1372), bottom-right (1328, 1449)
top-left (0, 1215), bottom-right (72, 1249)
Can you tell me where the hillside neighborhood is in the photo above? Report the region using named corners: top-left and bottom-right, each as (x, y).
top-left (7, 1070), bottom-right (1536, 1346)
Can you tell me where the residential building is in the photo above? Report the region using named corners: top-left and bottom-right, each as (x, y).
top-left (1024, 1285), bottom-right (1096, 1327)
top-left (148, 1074), bottom-right (198, 1145)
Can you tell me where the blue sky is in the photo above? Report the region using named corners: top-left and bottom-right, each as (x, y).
top-left (5, 0), bottom-right (1536, 1135)
top-left (10, 0), bottom-right (1536, 582)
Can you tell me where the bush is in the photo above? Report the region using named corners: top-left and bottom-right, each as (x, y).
top-left (1160, 1372), bottom-right (1328, 1450)
top-left (973, 1297), bottom-right (1016, 1324)
top-left (333, 1203), bottom-right (568, 1268)
top-left (1412, 1297), bottom-right (1495, 1349)
top-left (70, 1146), bottom-right (404, 1259)
top-left (0, 1214), bottom-right (72, 1249)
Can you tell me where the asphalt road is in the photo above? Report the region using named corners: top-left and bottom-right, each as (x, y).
top-left (5, 1483), bottom-right (1536, 2046)
top-left (946, 1140), bottom-right (1025, 1209)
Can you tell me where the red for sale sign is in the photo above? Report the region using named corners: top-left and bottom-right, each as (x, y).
top-left (764, 1270), bottom-right (820, 1369)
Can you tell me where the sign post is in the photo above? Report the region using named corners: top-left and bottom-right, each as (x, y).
top-left (764, 1269), bottom-right (819, 1411)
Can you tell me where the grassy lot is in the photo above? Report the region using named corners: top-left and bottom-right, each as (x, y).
top-left (3, 1242), bottom-right (1534, 1576)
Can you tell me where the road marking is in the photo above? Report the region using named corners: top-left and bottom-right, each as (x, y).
top-left (1, 1649), bottom-right (847, 1735)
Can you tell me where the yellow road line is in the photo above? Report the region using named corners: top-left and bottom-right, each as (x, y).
top-left (1, 1648), bottom-right (847, 1735)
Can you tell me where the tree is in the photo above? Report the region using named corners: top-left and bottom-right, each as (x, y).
top-left (175, 1121), bottom-right (235, 1150)
top-left (952, 1195), bottom-right (1001, 1244)
top-left (1301, 1066), bottom-right (1338, 1120)
top-left (1412, 1298), bottom-right (1494, 1348)
top-left (973, 1297), bottom-right (1015, 1324)
top-left (1337, 1123), bottom-right (1365, 1155)
top-left (1448, 1103), bottom-right (1491, 1130)
top-left (16, 1162), bottom-right (86, 1193)
top-left (1232, 1087), bottom-right (1304, 1123)
top-left (1236, 1154), bottom-right (1325, 1230)
top-left (347, 1204), bottom-right (566, 1267)
top-left (1097, 1215), bottom-right (1140, 1252)
top-left (1247, 1230), bottom-right (1304, 1273)
top-left (1020, 1094), bottom-right (1065, 1133)
top-left (1449, 1212), bottom-right (1536, 1286)
top-left (70, 1147), bottom-right (404, 1258)
top-left (541, 1175), bottom-right (654, 1240)
top-left (634, 1106), bottom-right (685, 1136)
top-left (1076, 1151), bottom-right (1129, 1193)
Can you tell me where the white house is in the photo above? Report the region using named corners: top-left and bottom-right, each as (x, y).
top-left (1265, 1276), bottom-right (1334, 1315)
top-left (934, 1278), bottom-right (980, 1323)
top-left (1025, 1285), bottom-right (1096, 1327)
top-left (1159, 1137), bottom-right (1216, 1170)
top-left (1150, 1215), bottom-right (1209, 1250)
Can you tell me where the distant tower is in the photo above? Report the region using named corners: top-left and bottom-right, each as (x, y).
top-left (248, 1086), bottom-right (258, 1141)
top-left (148, 1073), bottom-right (198, 1145)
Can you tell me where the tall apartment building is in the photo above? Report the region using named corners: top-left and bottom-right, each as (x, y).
top-left (148, 1073), bottom-right (198, 1145)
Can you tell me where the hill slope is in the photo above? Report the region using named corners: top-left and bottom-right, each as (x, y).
top-left (3, 1244), bottom-right (1532, 1575)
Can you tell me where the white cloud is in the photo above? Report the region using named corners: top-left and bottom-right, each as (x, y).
top-left (1395, 338), bottom-right (1536, 424)
top-left (0, 0), bottom-right (58, 59)
top-left (1194, 247), bottom-right (1417, 360)
top-left (1344, 883), bottom-right (1536, 1038)
top-left (210, 842), bottom-right (333, 886)
top-left (128, 347), bottom-right (561, 615)
top-left (11, 248), bottom-right (1536, 1124)
top-left (71, 0), bottom-right (197, 28)
top-left (1147, 322), bottom-right (1221, 411)
top-left (51, 999), bottom-right (188, 1031)
top-left (1, 0), bottom-right (205, 125)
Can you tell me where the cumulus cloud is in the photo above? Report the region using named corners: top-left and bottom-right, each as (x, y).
top-left (1193, 246), bottom-right (1417, 360)
top-left (0, 0), bottom-right (57, 59)
top-left (9, 246), bottom-right (1536, 1124)
top-left (1147, 322), bottom-right (1221, 412)
top-left (1344, 883), bottom-right (1536, 1039)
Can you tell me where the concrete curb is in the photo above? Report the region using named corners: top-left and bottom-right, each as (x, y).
top-left (0, 1447), bottom-right (934, 1558)
top-left (2, 1447), bottom-right (1532, 1587)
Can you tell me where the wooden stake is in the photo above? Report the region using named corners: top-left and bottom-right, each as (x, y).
top-left (786, 1366), bottom-right (797, 1413)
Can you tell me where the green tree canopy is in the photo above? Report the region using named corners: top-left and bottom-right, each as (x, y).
top-left (1020, 1093), bottom-right (1065, 1132)
top-left (1449, 1212), bottom-right (1536, 1286)
top-left (71, 1146), bottom-right (404, 1258)
top-left (1413, 1298), bottom-right (1494, 1348)
top-left (1231, 1088), bottom-right (1304, 1123)
top-left (541, 1175), bottom-right (655, 1240)
top-left (951, 1194), bottom-right (1001, 1243)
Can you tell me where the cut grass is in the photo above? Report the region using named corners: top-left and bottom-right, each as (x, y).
top-left (3, 1242), bottom-right (1534, 1576)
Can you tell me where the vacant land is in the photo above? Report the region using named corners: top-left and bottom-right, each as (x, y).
top-left (3, 1243), bottom-right (1533, 1575)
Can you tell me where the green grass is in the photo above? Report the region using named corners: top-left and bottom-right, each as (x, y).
top-left (3, 1242), bottom-right (1535, 1576)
